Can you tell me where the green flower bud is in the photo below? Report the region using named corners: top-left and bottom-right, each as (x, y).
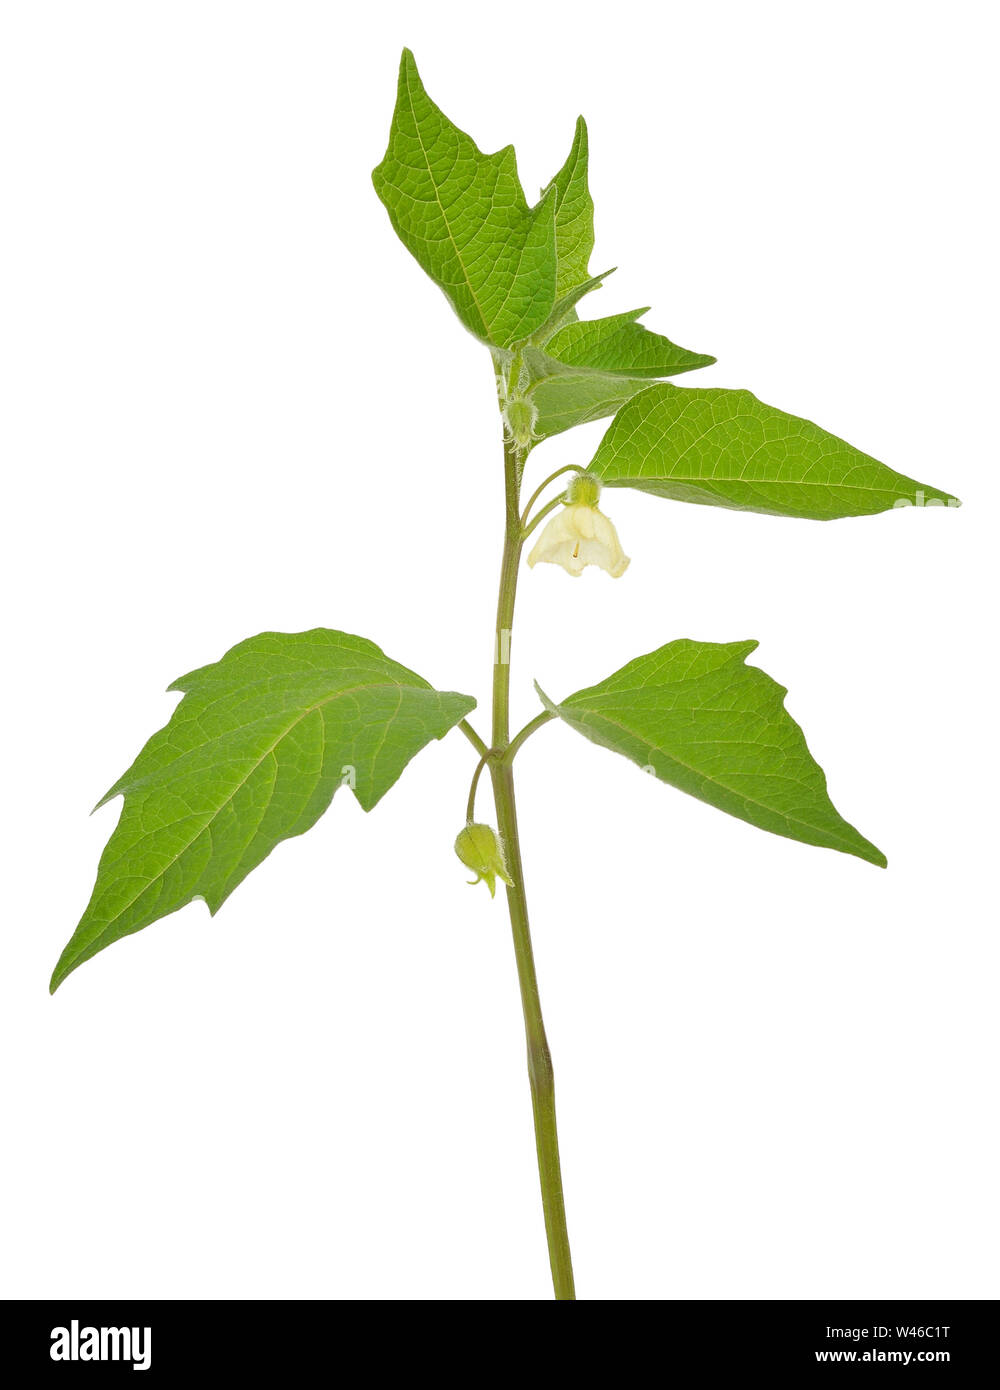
top-left (454, 822), bottom-right (515, 898)
top-left (503, 396), bottom-right (538, 450)
top-left (565, 471), bottom-right (602, 507)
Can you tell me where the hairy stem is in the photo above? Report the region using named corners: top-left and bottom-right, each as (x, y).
top-left (489, 434), bottom-right (576, 1301)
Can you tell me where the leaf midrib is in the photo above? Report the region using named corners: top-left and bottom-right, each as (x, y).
top-left (403, 62), bottom-right (491, 341)
top-left (602, 401), bottom-right (901, 497)
top-left (603, 462), bottom-right (909, 497)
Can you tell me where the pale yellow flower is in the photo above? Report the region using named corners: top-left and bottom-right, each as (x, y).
top-left (527, 501), bottom-right (630, 578)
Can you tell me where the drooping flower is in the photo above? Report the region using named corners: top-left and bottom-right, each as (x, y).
top-left (454, 823), bottom-right (515, 898)
top-left (527, 473), bottom-right (630, 578)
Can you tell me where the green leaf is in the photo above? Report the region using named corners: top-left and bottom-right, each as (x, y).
top-left (526, 268), bottom-right (615, 348)
top-left (372, 49), bottom-right (557, 348)
top-left (543, 116), bottom-right (595, 297)
top-left (524, 352), bottom-right (658, 439)
top-left (521, 308), bottom-right (713, 440)
top-left (522, 312), bottom-right (711, 441)
top-left (590, 383), bottom-right (959, 520)
top-left (545, 309), bottom-right (715, 377)
top-left (51, 630), bottom-right (475, 992)
top-left (538, 639), bottom-right (886, 867)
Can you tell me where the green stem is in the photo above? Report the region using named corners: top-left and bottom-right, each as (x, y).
top-left (521, 493), bottom-right (565, 541)
top-left (520, 464), bottom-right (579, 530)
top-left (458, 718), bottom-right (489, 758)
top-left (490, 433), bottom-right (576, 1301)
top-left (465, 748), bottom-right (492, 825)
top-left (505, 710), bottom-right (555, 764)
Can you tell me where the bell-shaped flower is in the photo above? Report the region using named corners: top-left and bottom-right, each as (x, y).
top-left (527, 473), bottom-right (630, 578)
top-left (454, 822), bottom-right (515, 898)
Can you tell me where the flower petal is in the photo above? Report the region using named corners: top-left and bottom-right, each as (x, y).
top-left (527, 502), bottom-right (629, 577)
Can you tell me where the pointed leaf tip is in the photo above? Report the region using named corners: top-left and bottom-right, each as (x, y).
top-left (544, 114), bottom-right (595, 297)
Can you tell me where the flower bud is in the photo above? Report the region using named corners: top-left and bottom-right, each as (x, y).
top-left (503, 396), bottom-right (538, 450)
top-left (454, 822), bottom-right (515, 898)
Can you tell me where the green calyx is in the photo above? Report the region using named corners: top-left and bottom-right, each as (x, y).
top-left (504, 396), bottom-right (539, 450)
top-left (565, 472), bottom-right (602, 507)
top-left (454, 823), bottom-right (515, 898)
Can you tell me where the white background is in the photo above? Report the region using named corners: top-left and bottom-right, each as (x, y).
top-left (1, 1), bottom-right (996, 1301)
